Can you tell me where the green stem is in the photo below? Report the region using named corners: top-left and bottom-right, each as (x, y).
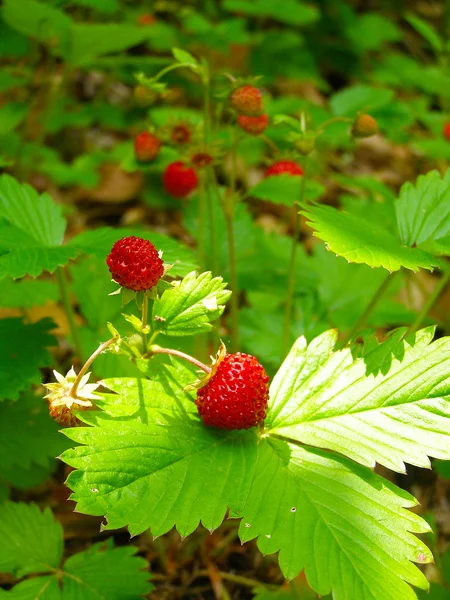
top-left (317, 116), bottom-right (353, 133)
top-left (56, 267), bottom-right (84, 360)
top-left (206, 168), bottom-right (217, 274)
top-left (342, 271), bottom-right (398, 346)
top-left (142, 294), bottom-right (149, 355)
top-left (408, 266), bottom-right (450, 335)
top-left (281, 166), bottom-right (307, 357)
top-left (225, 203), bottom-right (239, 352)
top-left (202, 66), bottom-right (217, 275)
top-left (154, 62), bottom-right (192, 81)
top-left (149, 345), bottom-right (211, 373)
top-left (198, 171), bottom-right (207, 270)
top-left (69, 337), bottom-right (117, 398)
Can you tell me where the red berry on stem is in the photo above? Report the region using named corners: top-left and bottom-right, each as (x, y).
top-left (443, 122), bottom-right (450, 140)
top-left (171, 123), bottom-right (192, 144)
top-left (230, 85), bottom-right (263, 116)
top-left (265, 160), bottom-right (304, 177)
top-left (196, 353), bottom-right (270, 430)
top-left (163, 161), bottom-right (199, 198)
top-left (237, 113), bottom-right (268, 135)
top-left (134, 132), bottom-right (161, 162)
top-left (106, 236), bottom-right (164, 291)
top-left (138, 13), bottom-right (156, 25)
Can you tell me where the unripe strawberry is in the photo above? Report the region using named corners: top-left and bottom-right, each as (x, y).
top-left (237, 113), bottom-right (269, 135)
top-left (265, 160), bottom-right (304, 177)
top-left (171, 123), bottom-right (192, 144)
top-left (134, 84), bottom-right (158, 107)
top-left (191, 152), bottom-right (213, 168)
top-left (134, 132), bottom-right (161, 162)
top-left (106, 236), bottom-right (164, 291)
top-left (443, 122), bottom-right (450, 140)
top-left (230, 85), bottom-right (263, 116)
top-left (163, 161), bottom-right (198, 198)
top-left (352, 114), bottom-right (379, 138)
top-left (49, 403), bottom-right (86, 427)
top-left (196, 353), bottom-right (270, 430)
top-left (45, 368), bottom-right (99, 428)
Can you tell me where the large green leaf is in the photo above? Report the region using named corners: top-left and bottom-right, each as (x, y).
top-left (235, 439), bottom-right (431, 598)
top-left (267, 329), bottom-right (450, 472)
top-left (0, 318), bottom-right (56, 400)
top-left (0, 277), bottom-right (58, 308)
top-left (304, 204), bottom-right (437, 271)
top-left (152, 271), bottom-right (231, 336)
top-left (0, 502), bottom-right (63, 577)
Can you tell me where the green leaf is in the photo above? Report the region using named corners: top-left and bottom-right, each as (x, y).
top-left (304, 204), bottom-right (437, 271)
top-left (0, 318), bottom-right (56, 400)
top-left (0, 102), bottom-right (27, 135)
top-left (69, 227), bottom-right (198, 278)
top-left (0, 175), bottom-right (66, 246)
top-left (62, 539), bottom-right (152, 598)
top-left (249, 174), bottom-right (324, 206)
top-left (172, 47), bottom-right (199, 66)
top-left (62, 414), bottom-right (257, 537)
top-left (406, 14), bottom-right (443, 53)
top-left (0, 244), bottom-right (78, 279)
top-left (0, 502), bottom-right (63, 577)
top-left (396, 170), bottom-right (450, 247)
top-left (235, 439), bottom-right (431, 598)
top-left (0, 277), bottom-right (58, 308)
top-left (152, 271), bottom-right (231, 336)
top-left (223, 0), bottom-right (319, 26)
top-left (0, 392), bottom-right (68, 474)
top-left (6, 576), bottom-right (61, 599)
top-left (330, 85), bottom-right (393, 117)
top-left (267, 329), bottom-right (450, 472)
top-left (69, 0), bottom-right (119, 14)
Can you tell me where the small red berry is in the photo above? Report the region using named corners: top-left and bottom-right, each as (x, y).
top-left (196, 353), bottom-right (270, 430)
top-left (191, 152), bottom-right (213, 168)
top-left (163, 161), bottom-right (199, 198)
top-left (443, 122), bottom-right (450, 140)
top-left (106, 236), bottom-right (164, 291)
top-left (230, 85), bottom-right (263, 116)
top-left (134, 132), bottom-right (161, 162)
top-left (138, 14), bottom-right (156, 25)
top-left (171, 123), bottom-right (192, 144)
top-left (237, 113), bottom-right (268, 135)
top-left (49, 404), bottom-right (84, 428)
top-left (265, 160), bottom-right (304, 177)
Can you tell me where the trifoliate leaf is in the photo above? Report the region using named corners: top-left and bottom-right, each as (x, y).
top-left (62, 415), bottom-right (257, 537)
top-left (0, 277), bottom-right (58, 308)
top-left (151, 271), bottom-right (231, 336)
top-left (396, 170), bottom-right (450, 247)
top-left (0, 318), bottom-right (56, 400)
top-left (235, 439), bottom-right (431, 598)
top-left (69, 227), bottom-right (198, 278)
top-left (0, 392), bottom-right (68, 474)
top-left (0, 502), bottom-right (63, 577)
top-left (304, 203), bottom-right (437, 271)
top-left (267, 329), bottom-right (450, 472)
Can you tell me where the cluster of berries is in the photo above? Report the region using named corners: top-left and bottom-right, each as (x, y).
top-left (230, 85), bottom-right (269, 135)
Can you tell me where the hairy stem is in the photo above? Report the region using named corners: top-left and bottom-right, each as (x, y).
top-left (149, 345), bottom-right (211, 373)
top-left (281, 166), bottom-right (307, 357)
top-left (69, 337), bottom-right (117, 398)
top-left (343, 271), bottom-right (398, 346)
top-left (408, 266), bottom-right (450, 335)
top-left (56, 267), bottom-right (84, 360)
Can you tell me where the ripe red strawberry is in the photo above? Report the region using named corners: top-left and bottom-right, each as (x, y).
top-left (230, 85), bottom-right (263, 116)
top-left (106, 236), bottom-right (164, 291)
top-left (443, 122), bottom-right (450, 140)
top-left (138, 13), bottom-right (156, 25)
top-left (265, 160), bottom-right (304, 177)
top-left (352, 114), bottom-right (378, 138)
top-left (237, 113), bottom-right (268, 135)
top-left (163, 161), bottom-right (198, 198)
top-left (134, 132), bottom-right (161, 162)
top-left (196, 353), bottom-right (269, 430)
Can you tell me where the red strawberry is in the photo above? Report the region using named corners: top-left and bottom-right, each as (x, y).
top-left (265, 160), bottom-right (304, 177)
top-left (230, 85), bottom-right (263, 116)
top-left (443, 122), bottom-right (450, 140)
top-left (134, 132), bottom-right (161, 162)
top-left (106, 236), bottom-right (164, 291)
top-left (191, 152), bottom-right (213, 168)
top-left (237, 113), bottom-right (268, 135)
top-left (163, 161), bottom-right (198, 198)
top-left (138, 13), bottom-right (156, 25)
top-left (196, 353), bottom-right (269, 430)
top-left (171, 123), bottom-right (191, 144)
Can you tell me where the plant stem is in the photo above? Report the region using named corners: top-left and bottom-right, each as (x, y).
top-left (206, 168), bottom-right (217, 274)
top-left (281, 166), bottom-right (307, 357)
top-left (342, 271), bottom-right (398, 346)
top-left (142, 293), bottom-right (149, 355)
top-left (69, 337), bottom-right (117, 398)
top-left (198, 171), bottom-right (207, 270)
top-left (317, 116), bottom-right (353, 132)
top-left (56, 267), bottom-right (84, 360)
top-left (408, 266), bottom-right (450, 335)
top-left (149, 345), bottom-right (211, 373)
